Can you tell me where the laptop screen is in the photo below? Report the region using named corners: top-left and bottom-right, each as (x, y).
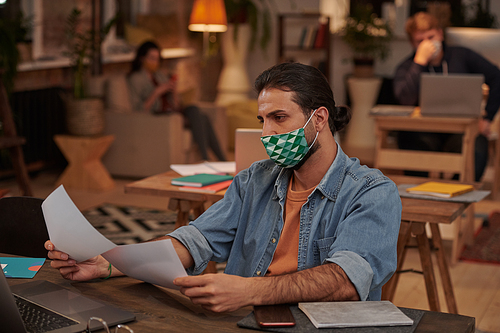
top-left (419, 73), bottom-right (484, 118)
top-left (235, 128), bottom-right (269, 173)
top-left (0, 268), bottom-right (28, 332)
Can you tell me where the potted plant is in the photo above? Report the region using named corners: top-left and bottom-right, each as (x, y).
top-left (341, 4), bottom-right (393, 78)
top-left (64, 8), bottom-right (116, 136)
top-left (224, 0), bottom-right (272, 52)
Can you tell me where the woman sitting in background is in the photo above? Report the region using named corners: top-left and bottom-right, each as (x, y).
top-left (128, 41), bottom-right (226, 161)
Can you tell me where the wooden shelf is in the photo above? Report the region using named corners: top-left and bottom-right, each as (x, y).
top-left (278, 13), bottom-right (331, 82)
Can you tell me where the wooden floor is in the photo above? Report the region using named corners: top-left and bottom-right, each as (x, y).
top-left (1, 168), bottom-right (499, 332)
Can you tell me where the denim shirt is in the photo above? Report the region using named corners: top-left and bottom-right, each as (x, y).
top-left (169, 145), bottom-right (402, 301)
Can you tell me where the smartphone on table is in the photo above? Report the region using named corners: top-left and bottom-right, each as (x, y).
top-left (253, 304), bottom-right (296, 327)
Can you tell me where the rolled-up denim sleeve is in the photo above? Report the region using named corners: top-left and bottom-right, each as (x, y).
top-left (326, 251), bottom-right (374, 301)
top-left (323, 176), bottom-right (401, 301)
top-left (168, 225), bottom-right (213, 275)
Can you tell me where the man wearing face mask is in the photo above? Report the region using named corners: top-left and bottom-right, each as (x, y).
top-left (393, 12), bottom-right (500, 181)
top-left (46, 63), bottom-right (402, 312)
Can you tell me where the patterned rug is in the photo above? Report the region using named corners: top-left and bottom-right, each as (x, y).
top-left (82, 204), bottom-right (227, 272)
top-left (460, 211), bottom-right (500, 264)
top-left (82, 204), bottom-right (178, 245)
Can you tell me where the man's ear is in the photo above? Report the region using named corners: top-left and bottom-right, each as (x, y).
top-left (314, 106), bottom-right (329, 132)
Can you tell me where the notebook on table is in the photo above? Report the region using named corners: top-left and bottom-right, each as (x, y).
top-left (0, 268), bottom-right (135, 332)
top-left (235, 128), bottom-right (269, 173)
top-left (419, 73), bottom-right (484, 118)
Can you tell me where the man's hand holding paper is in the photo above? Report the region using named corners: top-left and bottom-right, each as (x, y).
top-left (43, 185), bottom-right (187, 289)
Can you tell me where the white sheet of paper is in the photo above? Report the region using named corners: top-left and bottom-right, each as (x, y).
top-left (41, 185), bottom-right (188, 289)
top-left (102, 239), bottom-right (187, 290)
top-left (170, 161), bottom-right (236, 176)
top-left (42, 185), bottom-right (116, 262)
top-left (204, 161), bottom-right (236, 174)
top-left (1, 264), bottom-right (6, 269)
top-left (170, 163), bottom-right (218, 176)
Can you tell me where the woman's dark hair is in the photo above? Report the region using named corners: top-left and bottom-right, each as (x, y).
top-left (254, 62), bottom-right (351, 135)
top-left (129, 41), bottom-right (160, 74)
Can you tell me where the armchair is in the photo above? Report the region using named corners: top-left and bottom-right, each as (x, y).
top-left (101, 75), bottom-right (227, 178)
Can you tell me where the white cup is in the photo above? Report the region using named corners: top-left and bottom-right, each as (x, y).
top-left (431, 40), bottom-right (442, 59)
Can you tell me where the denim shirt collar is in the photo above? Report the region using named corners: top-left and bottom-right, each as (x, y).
top-left (273, 142), bottom-right (346, 202)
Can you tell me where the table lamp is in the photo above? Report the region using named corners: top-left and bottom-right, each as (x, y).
top-left (188, 0), bottom-right (228, 56)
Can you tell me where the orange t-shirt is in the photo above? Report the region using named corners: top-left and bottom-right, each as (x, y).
top-left (266, 177), bottom-right (315, 276)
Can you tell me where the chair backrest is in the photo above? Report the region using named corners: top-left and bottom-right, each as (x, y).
top-left (0, 197), bottom-right (49, 258)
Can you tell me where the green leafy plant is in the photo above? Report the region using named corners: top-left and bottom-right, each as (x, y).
top-left (224, 0), bottom-right (295, 52)
top-left (341, 4), bottom-right (393, 61)
top-left (65, 8), bottom-right (116, 99)
top-left (224, 0), bottom-right (271, 51)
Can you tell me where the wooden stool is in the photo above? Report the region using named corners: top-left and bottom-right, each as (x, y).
top-left (54, 134), bottom-right (115, 191)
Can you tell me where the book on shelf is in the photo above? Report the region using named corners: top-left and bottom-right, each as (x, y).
top-left (313, 20), bottom-right (328, 48)
top-left (298, 26), bottom-right (308, 48)
top-left (303, 25), bottom-right (317, 49)
top-left (406, 181), bottom-right (474, 198)
top-left (179, 180), bottom-right (233, 194)
top-left (171, 174), bottom-right (233, 187)
top-left (298, 301), bottom-right (414, 329)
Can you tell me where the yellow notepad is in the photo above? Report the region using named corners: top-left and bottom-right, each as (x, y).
top-left (406, 182), bottom-right (474, 198)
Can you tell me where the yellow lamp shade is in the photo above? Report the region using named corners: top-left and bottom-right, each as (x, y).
top-left (189, 0), bottom-right (228, 32)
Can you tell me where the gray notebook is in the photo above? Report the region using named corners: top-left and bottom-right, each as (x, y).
top-left (298, 301), bottom-right (414, 329)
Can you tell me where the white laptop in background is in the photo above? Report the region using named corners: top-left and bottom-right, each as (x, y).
top-left (235, 128), bottom-right (269, 173)
top-left (419, 73), bottom-right (484, 117)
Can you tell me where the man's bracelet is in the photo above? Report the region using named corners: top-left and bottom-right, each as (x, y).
top-left (102, 263), bottom-right (112, 280)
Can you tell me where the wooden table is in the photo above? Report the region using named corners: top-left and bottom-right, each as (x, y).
top-left (382, 197), bottom-right (470, 314)
top-left (373, 114), bottom-right (478, 183)
top-left (373, 114), bottom-right (479, 264)
top-left (125, 171), bottom-right (226, 229)
top-left (5, 257), bottom-right (475, 333)
top-left (54, 135), bottom-right (115, 191)
top-left (125, 171), bottom-right (226, 273)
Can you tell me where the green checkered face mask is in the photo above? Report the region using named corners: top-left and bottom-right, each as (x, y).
top-left (260, 109), bottom-right (319, 168)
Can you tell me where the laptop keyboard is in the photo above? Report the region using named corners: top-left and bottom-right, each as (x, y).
top-left (14, 294), bottom-right (79, 333)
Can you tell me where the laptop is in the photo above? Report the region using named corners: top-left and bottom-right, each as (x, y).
top-left (1, 268), bottom-right (135, 332)
top-left (419, 73), bottom-right (484, 117)
top-left (235, 128), bottom-right (269, 173)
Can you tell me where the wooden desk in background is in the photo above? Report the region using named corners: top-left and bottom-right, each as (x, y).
top-left (373, 113), bottom-right (479, 266)
top-left (125, 171), bottom-right (226, 273)
top-left (5, 257), bottom-right (475, 333)
top-left (125, 171), bottom-right (226, 230)
top-left (373, 114), bottom-right (478, 183)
